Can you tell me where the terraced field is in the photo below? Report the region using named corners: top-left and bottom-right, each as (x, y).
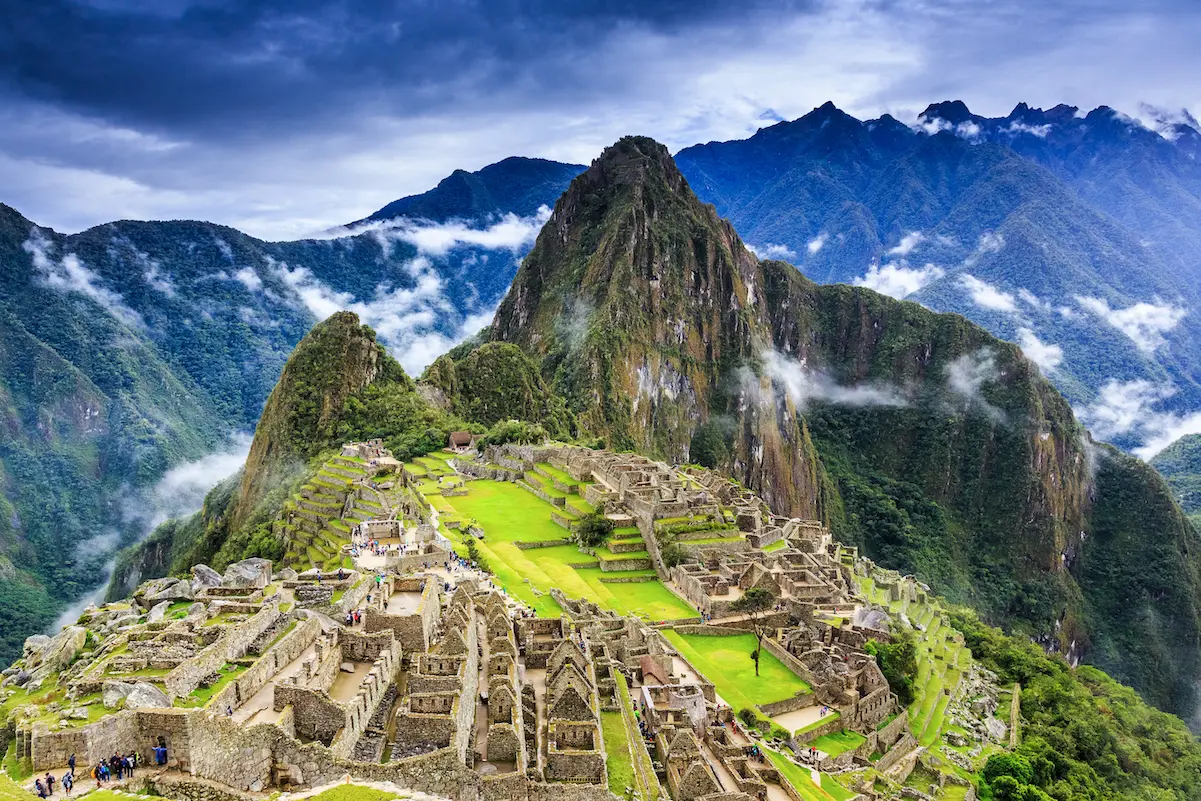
top-left (857, 577), bottom-right (970, 746)
top-left (404, 457), bottom-right (696, 621)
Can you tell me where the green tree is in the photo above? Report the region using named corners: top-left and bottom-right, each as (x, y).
top-left (865, 633), bottom-right (918, 706)
top-left (731, 587), bottom-right (776, 676)
top-left (575, 512), bottom-right (615, 548)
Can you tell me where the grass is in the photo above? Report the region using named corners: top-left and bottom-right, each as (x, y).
top-left (764, 747), bottom-right (841, 801)
top-left (0, 773), bottom-right (35, 801)
top-left (762, 540), bottom-right (787, 552)
top-left (662, 631), bottom-right (810, 709)
top-left (303, 785), bottom-right (411, 801)
top-left (174, 663), bottom-right (248, 708)
top-left (602, 711), bottom-right (635, 795)
top-left (613, 671), bottom-right (659, 801)
top-left (810, 730), bottom-right (866, 757)
top-left (416, 476), bottom-right (696, 621)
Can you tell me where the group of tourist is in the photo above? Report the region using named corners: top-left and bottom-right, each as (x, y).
top-left (344, 608), bottom-right (365, 626)
top-left (34, 750), bottom-right (145, 796)
top-left (32, 770), bottom-right (69, 798)
top-left (741, 744), bottom-right (765, 762)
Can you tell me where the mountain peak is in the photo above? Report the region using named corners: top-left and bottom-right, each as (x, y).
top-left (919, 100), bottom-right (974, 124)
top-left (587, 135), bottom-right (683, 191)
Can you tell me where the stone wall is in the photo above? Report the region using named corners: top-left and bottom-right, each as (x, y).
top-left (143, 773), bottom-right (257, 801)
top-left (210, 615), bottom-right (319, 713)
top-left (165, 603), bottom-right (282, 700)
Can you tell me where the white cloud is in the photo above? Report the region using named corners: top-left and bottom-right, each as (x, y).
top-left (274, 255), bottom-right (490, 374)
top-left (234, 267), bottom-right (263, 292)
top-left (887, 231), bottom-right (925, 256)
top-left (325, 206), bottom-right (552, 258)
top-left (963, 231), bottom-right (1005, 268)
top-left (1073, 378), bottom-right (1201, 460)
top-left (955, 120), bottom-right (982, 140)
top-left (945, 349), bottom-right (1005, 422)
top-left (1002, 121), bottom-right (1052, 138)
top-left (748, 242), bottom-right (798, 261)
top-left (806, 234), bottom-right (828, 255)
top-left (750, 349), bottom-right (908, 410)
top-left (1074, 296), bottom-right (1186, 352)
top-left (959, 274), bottom-right (1017, 313)
top-left (143, 262), bottom-right (175, 297)
top-left (853, 262), bottom-right (944, 299)
top-left (23, 230), bottom-right (144, 328)
top-left (1017, 288), bottom-right (1052, 313)
top-left (149, 433), bottom-right (252, 528)
top-left (1016, 327), bottom-right (1063, 373)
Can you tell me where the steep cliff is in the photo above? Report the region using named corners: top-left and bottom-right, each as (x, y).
top-left (491, 136), bottom-right (1201, 719)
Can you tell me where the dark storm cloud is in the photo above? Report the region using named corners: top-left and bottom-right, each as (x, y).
top-left (0, 0), bottom-right (815, 139)
top-left (0, 0), bottom-right (1199, 239)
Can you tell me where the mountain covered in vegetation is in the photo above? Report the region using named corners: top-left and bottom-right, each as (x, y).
top-left (0, 155), bottom-right (566, 662)
top-left (487, 135), bottom-right (1201, 723)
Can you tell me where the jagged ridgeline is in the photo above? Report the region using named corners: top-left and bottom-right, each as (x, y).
top-left (487, 136), bottom-right (1201, 721)
top-left (109, 312), bottom-right (473, 594)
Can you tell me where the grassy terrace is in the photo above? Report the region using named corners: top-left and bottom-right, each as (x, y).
top-left (661, 631), bottom-right (810, 709)
top-left (765, 747), bottom-right (855, 801)
top-left (601, 710), bottom-right (635, 794)
top-left (406, 462), bottom-right (696, 621)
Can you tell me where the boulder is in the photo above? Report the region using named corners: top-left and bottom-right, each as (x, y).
top-left (223, 558), bottom-right (272, 588)
top-left (191, 564), bottom-right (223, 592)
top-left (22, 634), bottom-right (51, 658)
top-left (148, 600), bottom-right (172, 623)
top-left (30, 627), bottom-right (87, 679)
top-left (103, 681), bottom-right (134, 708)
top-left (126, 682), bottom-right (172, 709)
top-left (187, 602), bottom-right (208, 618)
top-left (67, 708), bottom-right (89, 720)
top-left (139, 577), bottom-right (194, 604)
top-left (2, 669), bottom-right (31, 688)
top-left (279, 568), bottom-right (299, 582)
top-left (340, 662), bottom-right (355, 673)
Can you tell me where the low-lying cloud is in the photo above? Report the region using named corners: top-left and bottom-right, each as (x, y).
top-left (1016, 327), bottom-right (1063, 374)
top-left (945, 348), bottom-right (1006, 422)
top-left (806, 234), bottom-right (828, 255)
top-left (887, 231), bottom-right (925, 257)
top-left (24, 230), bottom-right (144, 328)
top-left (1074, 296), bottom-right (1186, 352)
top-left (323, 207), bottom-right (552, 258)
top-left (854, 262), bottom-right (944, 299)
top-left (275, 254), bottom-right (499, 374)
top-left (1076, 379), bottom-right (1201, 460)
top-left (959, 274), bottom-right (1017, 313)
top-left (747, 350), bottom-right (908, 410)
top-left (749, 242), bottom-right (798, 261)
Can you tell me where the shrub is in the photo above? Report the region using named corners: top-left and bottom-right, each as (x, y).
top-left (575, 512), bottom-right (615, 548)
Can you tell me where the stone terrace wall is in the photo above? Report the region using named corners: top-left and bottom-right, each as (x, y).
top-left (165, 603), bottom-right (282, 700)
top-left (210, 615), bottom-right (320, 713)
top-left (329, 639), bottom-right (403, 759)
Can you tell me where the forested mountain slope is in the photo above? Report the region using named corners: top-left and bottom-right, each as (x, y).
top-left (491, 135), bottom-right (1201, 722)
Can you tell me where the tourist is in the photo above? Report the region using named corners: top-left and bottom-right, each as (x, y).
top-left (226, 704), bottom-right (234, 717)
top-left (126, 753), bottom-right (136, 777)
top-left (67, 755), bottom-right (75, 773)
top-left (35, 779), bottom-right (46, 799)
top-left (91, 765), bottom-right (100, 788)
top-left (62, 773), bottom-right (73, 797)
top-left (45, 772), bottom-right (55, 795)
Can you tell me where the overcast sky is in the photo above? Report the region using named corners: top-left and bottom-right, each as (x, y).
top-left (2, 0), bottom-right (1200, 240)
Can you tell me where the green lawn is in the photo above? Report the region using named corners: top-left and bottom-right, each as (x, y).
top-left (602, 711), bottom-right (635, 795)
top-left (421, 478), bottom-right (695, 621)
top-left (662, 631), bottom-right (810, 709)
top-left (303, 785), bottom-right (412, 801)
top-left (764, 747), bottom-right (844, 801)
top-left (810, 730), bottom-right (866, 757)
top-left (762, 540), bottom-right (787, 552)
top-left (441, 480), bottom-right (572, 543)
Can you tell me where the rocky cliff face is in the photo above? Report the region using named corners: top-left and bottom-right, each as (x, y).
top-left (491, 136), bottom-right (1201, 719)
